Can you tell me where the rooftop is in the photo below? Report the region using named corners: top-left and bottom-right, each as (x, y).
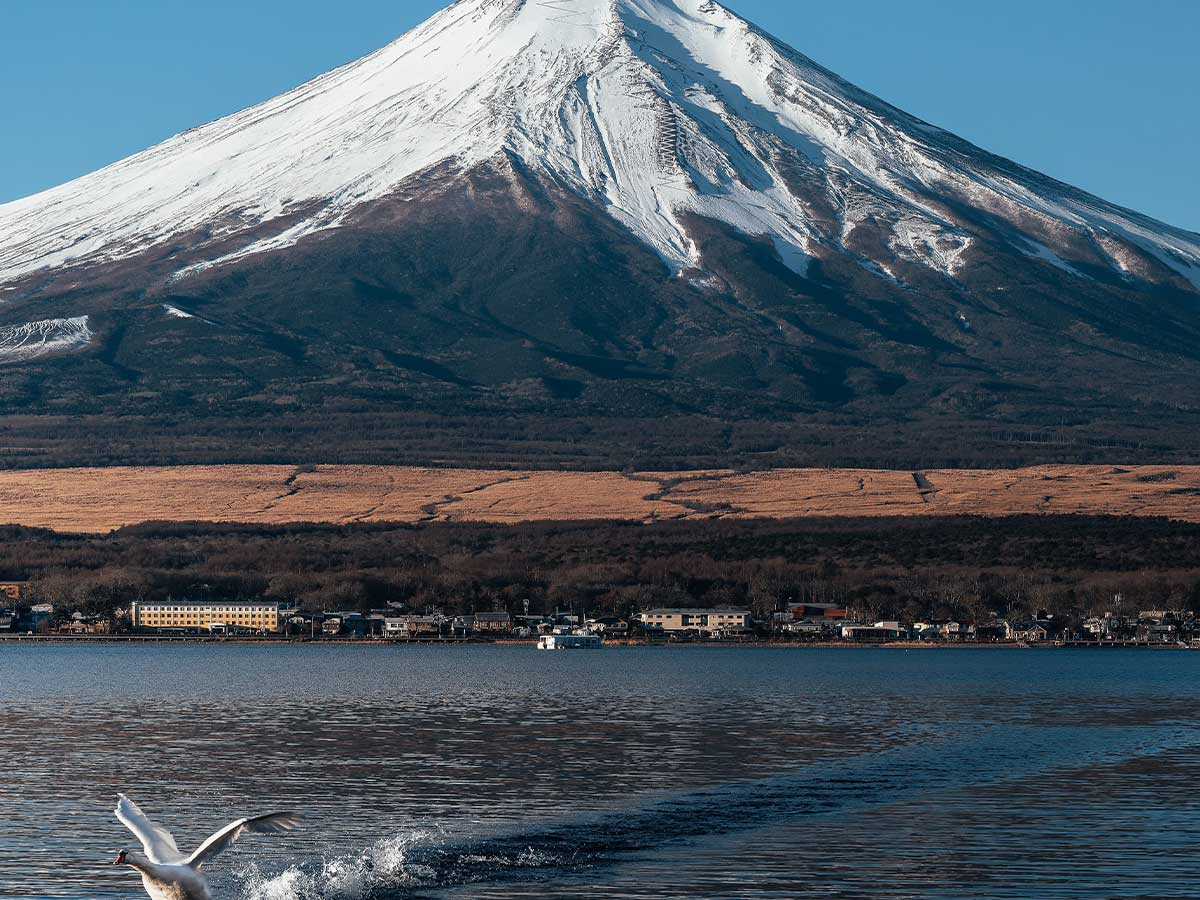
top-left (134, 600), bottom-right (280, 607)
top-left (641, 608), bottom-right (750, 615)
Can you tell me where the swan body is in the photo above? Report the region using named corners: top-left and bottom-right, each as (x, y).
top-left (113, 794), bottom-right (300, 900)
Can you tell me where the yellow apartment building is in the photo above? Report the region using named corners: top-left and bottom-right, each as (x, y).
top-left (131, 601), bottom-right (281, 633)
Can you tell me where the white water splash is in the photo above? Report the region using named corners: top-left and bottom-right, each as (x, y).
top-left (239, 832), bottom-right (436, 900)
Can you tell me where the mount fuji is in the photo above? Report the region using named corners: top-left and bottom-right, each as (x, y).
top-left (0, 0), bottom-right (1198, 469)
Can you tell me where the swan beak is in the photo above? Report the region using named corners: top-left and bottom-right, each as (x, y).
top-left (113, 852), bottom-right (126, 866)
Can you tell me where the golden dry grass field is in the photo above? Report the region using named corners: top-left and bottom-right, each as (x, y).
top-left (0, 464), bottom-right (1196, 534)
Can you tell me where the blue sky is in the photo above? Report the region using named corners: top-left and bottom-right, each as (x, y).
top-left (2, 0), bottom-right (1197, 231)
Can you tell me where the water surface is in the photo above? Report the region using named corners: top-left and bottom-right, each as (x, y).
top-left (1, 645), bottom-right (1198, 899)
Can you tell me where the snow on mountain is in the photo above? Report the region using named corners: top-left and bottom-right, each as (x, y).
top-left (0, 316), bottom-right (92, 362)
top-left (1, 0), bottom-right (1198, 292)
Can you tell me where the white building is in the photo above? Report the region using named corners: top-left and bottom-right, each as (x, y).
top-left (639, 609), bottom-right (751, 634)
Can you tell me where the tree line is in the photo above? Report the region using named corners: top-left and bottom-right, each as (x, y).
top-left (2, 516), bottom-right (1198, 627)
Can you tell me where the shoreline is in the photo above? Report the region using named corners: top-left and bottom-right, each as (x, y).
top-left (0, 634), bottom-right (1192, 650)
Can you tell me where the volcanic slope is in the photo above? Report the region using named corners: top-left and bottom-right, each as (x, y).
top-left (0, 0), bottom-right (1198, 469)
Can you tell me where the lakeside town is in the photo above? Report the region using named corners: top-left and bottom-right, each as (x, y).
top-left (2, 581), bottom-right (1198, 648)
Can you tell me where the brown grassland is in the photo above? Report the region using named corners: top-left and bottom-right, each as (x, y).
top-left (0, 464), bottom-right (1197, 534)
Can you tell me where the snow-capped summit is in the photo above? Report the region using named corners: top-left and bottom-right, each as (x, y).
top-left (1, 0), bottom-right (1198, 291)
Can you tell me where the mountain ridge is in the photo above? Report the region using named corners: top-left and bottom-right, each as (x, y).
top-left (0, 0), bottom-right (1196, 470)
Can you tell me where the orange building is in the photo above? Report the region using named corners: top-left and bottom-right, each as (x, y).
top-left (0, 583), bottom-right (27, 602)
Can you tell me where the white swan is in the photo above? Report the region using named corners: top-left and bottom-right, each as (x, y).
top-left (113, 793), bottom-right (300, 900)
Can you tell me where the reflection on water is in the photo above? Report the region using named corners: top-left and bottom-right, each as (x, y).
top-left (1, 645), bottom-right (1198, 899)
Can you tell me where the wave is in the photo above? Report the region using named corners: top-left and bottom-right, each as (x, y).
top-left (237, 722), bottom-right (1200, 899)
top-left (239, 831), bottom-right (575, 900)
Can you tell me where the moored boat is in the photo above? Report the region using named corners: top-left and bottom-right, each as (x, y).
top-left (537, 629), bottom-right (603, 650)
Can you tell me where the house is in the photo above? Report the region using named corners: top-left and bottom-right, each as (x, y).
top-left (384, 615), bottom-right (444, 638)
top-left (1138, 610), bottom-right (1181, 623)
top-left (315, 611), bottom-right (369, 637)
top-left (782, 620), bottom-right (825, 637)
top-left (841, 623), bottom-right (904, 643)
top-left (1012, 622), bottom-right (1049, 643)
top-left (587, 617), bottom-right (629, 636)
top-left (285, 612), bottom-right (321, 636)
top-left (1142, 622), bottom-right (1178, 644)
top-left (786, 603), bottom-right (849, 623)
top-left (911, 622), bottom-right (940, 641)
top-left (515, 615), bottom-right (554, 635)
top-left (59, 613), bottom-right (113, 635)
top-left (17, 603), bottom-right (54, 633)
top-left (453, 618), bottom-right (476, 638)
top-left (938, 622), bottom-right (974, 642)
top-left (1081, 614), bottom-right (1137, 641)
top-left (1084, 614), bottom-right (1134, 639)
top-left (639, 608), bottom-right (751, 635)
top-left (473, 612), bottom-right (513, 633)
top-left (976, 620), bottom-right (1010, 642)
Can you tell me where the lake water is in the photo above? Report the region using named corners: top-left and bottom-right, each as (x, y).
top-left (1, 645), bottom-right (1199, 899)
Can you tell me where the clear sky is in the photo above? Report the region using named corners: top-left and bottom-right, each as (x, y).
top-left (2, 0), bottom-right (1197, 231)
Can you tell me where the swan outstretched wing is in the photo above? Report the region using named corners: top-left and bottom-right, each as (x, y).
top-left (114, 794), bottom-right (188, 865)
top-left (187, 812), bottom-right (301, 869)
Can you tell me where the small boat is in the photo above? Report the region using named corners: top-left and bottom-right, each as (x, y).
top-left (537, 629), bottom-right (603, 650)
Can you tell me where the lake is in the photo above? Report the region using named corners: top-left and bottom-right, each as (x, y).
top-left (1, 645), bottom-right (1198, 899)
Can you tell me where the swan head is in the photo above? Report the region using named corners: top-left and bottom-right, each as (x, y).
top-left (114, 849), bottom-right (148, 869)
